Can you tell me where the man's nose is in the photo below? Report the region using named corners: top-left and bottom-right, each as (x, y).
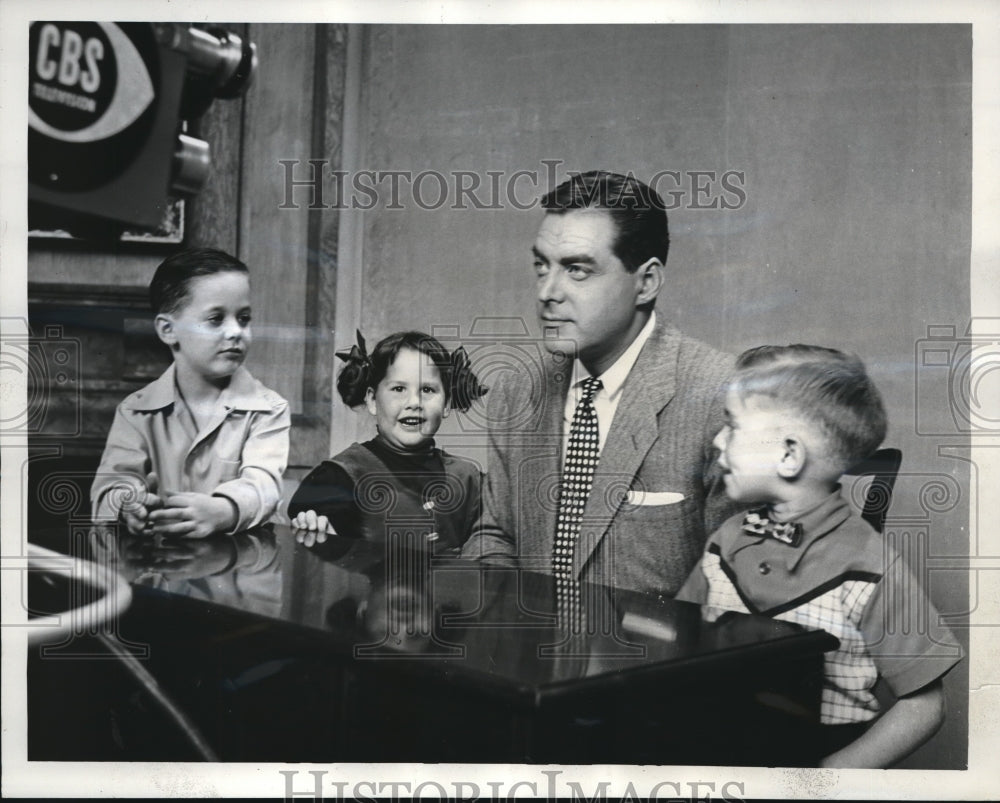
top-left (537, 269), bottom-right (564, 303)
top-left (405, 390), bottom-right (422, 408)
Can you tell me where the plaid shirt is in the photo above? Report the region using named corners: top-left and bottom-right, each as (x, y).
top-left (677, 491), bottom-right (962, 725)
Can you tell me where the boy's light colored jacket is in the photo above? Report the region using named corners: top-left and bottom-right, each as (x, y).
top-left (91, 364), bottom-right (290, 532)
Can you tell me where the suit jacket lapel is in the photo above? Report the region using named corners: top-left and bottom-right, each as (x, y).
top-left (529, 352), bottom-right (570, 561)
top-left (573, 323), bottom-right (682, 578)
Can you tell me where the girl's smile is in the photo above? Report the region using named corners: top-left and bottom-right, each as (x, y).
top-left (365, 347), bottom-right (449, 451)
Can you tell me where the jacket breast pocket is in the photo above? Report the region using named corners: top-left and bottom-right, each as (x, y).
top-left (606, 495), bottom-right (707, 593)
top-left (616, 493), bottom-right (699, 534)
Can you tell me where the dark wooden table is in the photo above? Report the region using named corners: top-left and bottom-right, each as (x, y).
top-left (28, 523), bottom-right (837, 764)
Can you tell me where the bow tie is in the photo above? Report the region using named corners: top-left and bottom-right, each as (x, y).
top-left (741, 507), bottom-right (803, 547)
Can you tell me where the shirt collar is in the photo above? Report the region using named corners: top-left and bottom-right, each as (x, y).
top-left (724, 488), bottom-right (851, 572)
top-left (124, 364), bottom-right (177, 411)
top-left (570, 311), bottom-right (656, 398)
top-left (775, 488), bottom-right (851, 571)
top-left (371, 433), bottom-right (438, 460)
top-left (124, 364), bottom-right (272, 412)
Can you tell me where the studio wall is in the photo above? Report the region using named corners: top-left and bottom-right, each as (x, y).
top-left (343, 24), bottom-right (971, 768)
top-left (25, 22), bottom-right (972, 769)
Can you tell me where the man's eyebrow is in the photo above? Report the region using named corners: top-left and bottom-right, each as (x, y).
top-left (531, 246), bottom-right (597, 266)
top-left (558, 254), bottom-right (597, 266)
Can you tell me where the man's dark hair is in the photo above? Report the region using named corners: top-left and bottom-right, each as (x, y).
top-left (149, 247), bottom-right (249, 315)
top-left (540, 170), bottom-right (669, 272)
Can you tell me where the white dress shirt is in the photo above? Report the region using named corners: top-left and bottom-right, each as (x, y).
top-left (562, 312), bottom-right (657, 463)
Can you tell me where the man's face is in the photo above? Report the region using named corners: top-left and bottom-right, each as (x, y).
top-left (532, 208), bottom-right (653, 375)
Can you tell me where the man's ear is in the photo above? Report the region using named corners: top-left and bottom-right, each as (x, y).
top-left (364, 387), bottom-right (378, 417)
top-left (154, 314), bottom-right (177, 347)
top-left (777, 432), bottom-right (807, 480)
top-left (634, 258), bottom-right (663, 307)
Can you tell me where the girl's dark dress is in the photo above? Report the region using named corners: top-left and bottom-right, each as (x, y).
top-left (288, 436), bottom-right (481, 552)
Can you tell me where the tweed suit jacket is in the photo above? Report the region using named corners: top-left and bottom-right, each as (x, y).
top-left (460, 321), bottom-right (737, 596)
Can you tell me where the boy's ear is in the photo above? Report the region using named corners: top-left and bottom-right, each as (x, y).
top-left (364, 387), bottom-right (377, 417)
top-left (154, 314), bottom-right (177, 347)
top-left (777, 432), bottom-right (807, 479)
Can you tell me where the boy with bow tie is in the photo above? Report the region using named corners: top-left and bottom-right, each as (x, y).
top-left (676, 345), bottom-right (961, 768)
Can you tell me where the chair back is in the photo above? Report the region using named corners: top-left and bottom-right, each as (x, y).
top-left (846, 447), bottom-right (902, 533)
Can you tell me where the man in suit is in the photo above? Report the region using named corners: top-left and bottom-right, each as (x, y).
top-left (461, 171), bottom-right (735, 596)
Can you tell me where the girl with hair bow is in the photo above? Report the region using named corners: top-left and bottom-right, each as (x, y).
top-left (288, 331), bottom-right (486, 553)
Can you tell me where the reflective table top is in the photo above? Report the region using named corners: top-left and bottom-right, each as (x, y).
top-left (75, 522), bottom-right (836, 706)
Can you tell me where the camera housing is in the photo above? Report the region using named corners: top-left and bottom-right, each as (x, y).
top-left (28, 22), bottom-right (256, 236)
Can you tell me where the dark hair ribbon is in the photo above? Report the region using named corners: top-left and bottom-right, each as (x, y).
top-left (449, 346), bottom-right (488, 411)
top-left (335, 329), bottom-right (370, 367)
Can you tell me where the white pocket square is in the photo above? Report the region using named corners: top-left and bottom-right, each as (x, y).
top-left (625, 490), bottom-right (685, 506)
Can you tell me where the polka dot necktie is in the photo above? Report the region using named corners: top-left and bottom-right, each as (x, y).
top-left (553, 376), bottom-right (602, 630)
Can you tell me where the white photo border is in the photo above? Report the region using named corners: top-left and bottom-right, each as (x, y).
top-left (2, 0), bottom-right (998, 799)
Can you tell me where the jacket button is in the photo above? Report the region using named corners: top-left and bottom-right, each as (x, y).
top-left (758, 561), bottom-right (771, 575)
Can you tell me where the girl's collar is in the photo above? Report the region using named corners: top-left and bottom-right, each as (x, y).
top-left (372, 433), bottom-right (437, 459)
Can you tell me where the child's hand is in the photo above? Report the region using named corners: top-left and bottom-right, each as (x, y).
top-left (291, 509), bottom-right (336, 546)
top-left (120, 472), bottom-right (163, 535)
top-left (148, 492), bottom-right (238, 538)
top-left (121, 505), bottom-right (153, 536)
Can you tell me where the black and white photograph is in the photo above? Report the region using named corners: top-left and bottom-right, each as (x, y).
top-left (2, 1), bottom-right (998, 799)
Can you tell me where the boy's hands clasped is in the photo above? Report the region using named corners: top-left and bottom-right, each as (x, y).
top-left (120, 471), bottom-right (163, 535)
top-left (148, 493), bottom-right (239, 538)
top-left (121, 471), bottom-right (238, 538)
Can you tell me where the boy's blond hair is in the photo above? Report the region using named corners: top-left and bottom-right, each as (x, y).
top-left (733, 344), bottom-right (887, 472)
